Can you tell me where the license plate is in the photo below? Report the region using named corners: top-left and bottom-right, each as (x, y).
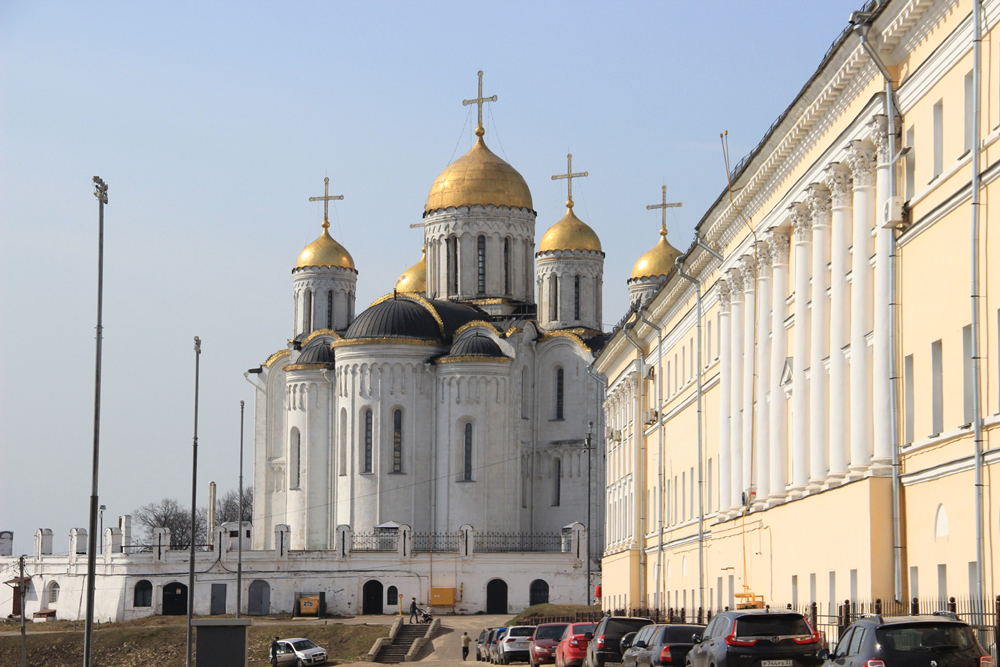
top-left (762, 661), bottom-right (793, 666)
top-left (605, 663), bottom-right (622, 667)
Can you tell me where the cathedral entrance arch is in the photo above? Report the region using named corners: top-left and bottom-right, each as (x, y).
top-left (363, 580), bottom-right (384, 615)
top-left (162, 582), bottom-right (188, 616)
top-left (486, 579), bottom-right (508, 614)
top-left (529, 579), bottom-right (549, 606)
top-left (248, 580), bottom-right (270, 615)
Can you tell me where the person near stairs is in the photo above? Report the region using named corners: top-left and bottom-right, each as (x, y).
top-left (462, 632), bottom-right (471, 660)
top-left (409, 597), bottom-right (418, 624)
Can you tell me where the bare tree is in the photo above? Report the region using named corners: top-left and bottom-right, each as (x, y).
top-left (215, 486), bottom-right (253, 525)
top-left (132, 498), bottom-right (208, 548)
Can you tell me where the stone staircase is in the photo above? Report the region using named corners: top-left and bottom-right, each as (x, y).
top-left (375, 623), bottom-right (430, 663)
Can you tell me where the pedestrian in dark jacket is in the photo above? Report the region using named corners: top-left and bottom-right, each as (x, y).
top-left (271, 637), bottom-right (280, 667)
top-left (409, 597), bottom-right (418, 624)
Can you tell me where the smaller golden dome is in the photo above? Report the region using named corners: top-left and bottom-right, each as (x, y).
top-left (426, 132), bottom-right (533, 212)
top-left (630, 226), bottom-right (682, 280)
top-left (538, 202), bottom-right (603, 253)
top-left (295, 224), bottom-right (356, 271)
top-left (395, 247), bottom-right (426, 293)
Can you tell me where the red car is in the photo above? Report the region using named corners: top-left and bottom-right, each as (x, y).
top-left (530, 623), bottom-right (569, 667)
top-left (555, 622), bottom-right (597, 667)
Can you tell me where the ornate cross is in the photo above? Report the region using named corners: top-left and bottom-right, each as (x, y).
top-left (309, 177), bottom-right (344, 229)
top-left (463, 70), bottom-right (497, 132)
top-left (646, 185), bottom-right (682, 236)
top-left (551, 153), bottom-right (589, 207)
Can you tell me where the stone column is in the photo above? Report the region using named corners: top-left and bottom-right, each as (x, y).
top-left (870, 115), bottom-right (894, 467)
top-left (789, 203), bottom-right (812, 494)
top-left (754, 244), bottom-right (773, 503)
top-left (740, 256), bottom-right (757, 505)
top-left (824, 163), bottom-right (853, 480)
top-left (717, 279), bottom-right (733, 513)
top-left (728, 267), bottom-right (745, 511)
top-left (847, 140), bottom-right (877, 474)
top-left (767, 230), bottom-right (790, 504)
top-left (807, 184), bottom-right (832, 486)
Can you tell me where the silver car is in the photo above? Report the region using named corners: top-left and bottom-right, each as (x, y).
top-left (273, 637), bottom-right (328, 666)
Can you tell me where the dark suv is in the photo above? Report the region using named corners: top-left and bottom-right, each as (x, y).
top-left (585, 616), bottom-right (653, 667)
top-left (819, 612), bottom-right (993, 667)
top-left (686, 609), bottom-right (822, 667)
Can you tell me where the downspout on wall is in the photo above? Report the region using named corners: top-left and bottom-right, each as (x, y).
top-left (624, 318), bottom-right (647, 609)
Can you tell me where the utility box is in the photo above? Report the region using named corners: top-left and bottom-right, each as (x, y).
top-left (430, 587), bottom-right (455, 606)
top-left (193, 618), bottom-right (250, 667)
top-left (298, 595), bottom-right (320, 616)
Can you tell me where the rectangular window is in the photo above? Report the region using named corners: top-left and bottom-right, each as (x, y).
top-left (674, 475), bottom-right (678, 524)
top-left (717, 577), bottom-right (723, 612)
top-left (666, 361), bottom-right (672, 397)
top-left (932, 339), bottom-right (944, 435)
top-left (477, 236), bottom-right (486, 294)
top-left (809, 573), bottom-right (817, 604)
top-left (910, 566), bottom-right (919, 599)
top-left (707, 458), bottom-right (713, 514)
top-left (938, 564), bottom-right (948, 605)
top-left (690, 337), bottom-right (695, 377)
top-left (904, 354), bottom-right (915, 444)
top-left (965, 70), bottom-right (975, 153)
top-left (707, 320), bottom-right (713, 366)
top-left (968, 561), bottom-right (979, 599)
top-left (504, 238), bottom-right (511, 295)
top-left (363, 409), bottom-right (373, 473)
top-left (829, 572), bottom-right (836, 616)
top-left (681, 472), bottom-right (686, 521)
top-left (905, 126), bottom-right (915, 199)
top-left (555, 368), bottom-right (564, 420)
top-left (933, 100), bottom-right (944, 177)
top-left (690, 466), bottom-right (695, 520)
top-left (392, 409), bottom-right (403, 473)
top-left (963, 324), bottom-right (974, 426)
top-left (574, 275), bottom-right (581, 320)
top-left (682, 348), bottom-right (687, 385)
top-left (728, 574), bottom-right (735, 610)
top-left (666, 479), bottom-right (671, 526)
top-left (327, 291), bottom-right (333, 329)
top-left (792, 575), bottom-right (799, 609)
top-left (850, 569), bottom-right (858, 603)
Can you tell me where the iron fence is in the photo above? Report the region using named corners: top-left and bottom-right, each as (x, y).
top-left (413, 532), bottom-right (461, 553)
top-left (474, 532), bottom-right (565, 553)
top-left (351, 531), bottom-right (398, 552)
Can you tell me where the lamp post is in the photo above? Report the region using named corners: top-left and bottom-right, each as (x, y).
top-left (186, 336), bottom-right (201, 667)
top-left (586, 422), bottom-right (592, 605)
top-left (237, 399), bottom-right (244, 619)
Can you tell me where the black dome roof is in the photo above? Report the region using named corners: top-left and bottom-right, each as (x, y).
top-left (449, 333), bottom-right (504, 358)
top-left (345, 297), bottom-right (441, 341)
top-left (296, 341), bottom-right (335, 365)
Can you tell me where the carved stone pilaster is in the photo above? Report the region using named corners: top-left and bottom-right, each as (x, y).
top-left (806, 183), bottom-right (832, 229)
top-left (717, 279), bottom-right (732, 313)
top-left (728, 267), bottom-right (745, 302)
top-left (740, 255), bottom-right (756, 293)
top-left (823, 162), bottom-right (854, 208)
top-left (789, 202), bottom-right (812, 244)
top-left (846, 140), bottom-right (878, 188)
top-left (756, 242), bottom-right (772, 278)
top-left (767, 230), bottom-right (790, 266)
top-left (867, 114), bottom-right (890, 165)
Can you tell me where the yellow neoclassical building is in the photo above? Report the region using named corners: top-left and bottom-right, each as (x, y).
top-left (594, 0), bottom-right (1000, 618)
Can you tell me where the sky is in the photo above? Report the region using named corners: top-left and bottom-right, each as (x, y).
top-left (0, 0), bottom-right (863, 556)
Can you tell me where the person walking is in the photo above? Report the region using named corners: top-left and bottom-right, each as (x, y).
top-left (271, 637), bottom-right (280, 667)
top-left (461, 631), bottom-right (471, 661)
top-left (409, 597), bottom-right (418, 624)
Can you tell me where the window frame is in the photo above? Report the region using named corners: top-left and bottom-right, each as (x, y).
top-left (362, 408), bottom-right (373, 474)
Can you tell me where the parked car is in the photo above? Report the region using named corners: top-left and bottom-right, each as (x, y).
top-left (500, 625), bottom-right (538, 664)
top-left (686, 609), bottom-right (821, 667)
top-left (818, 611), bottom-right (992, 667)
top-left (531, 623), bottom-right (570, 667)
top-left (491, 628), bottom-right (511, 663)
top-left (622, 624), bottom-right (704, 667)
top-left (585, 616), bottom-right (653, 667)
top-left (272, 637), bottom-right (328, 665)
top-left (479, 628), bottom-right (497, 661)
top-left (555, 622), bottom-right (597, 667)
top-left (485, 629), bottom-right (502, 663)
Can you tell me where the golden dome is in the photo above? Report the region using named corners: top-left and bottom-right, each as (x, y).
top-left (295, 224), bottom-right (356, 271)
top-left (395, 248), bottom-right (426, 293)
top-left (630, 226), bottom-right (682, 280)
top-left (538, 202), bottom-right (602, 253)
top-left (426, 129), bottom-right (532, 212)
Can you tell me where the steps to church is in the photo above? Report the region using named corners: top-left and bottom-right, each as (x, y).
top-left (376, 624), bottom-right (431, 663)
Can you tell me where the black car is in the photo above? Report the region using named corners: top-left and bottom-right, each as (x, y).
top-left (819, 612), bottom-right (992, 667)
top-left (585, 616), bottom-right (654, 667)
top-left (623, 624), bottom-right (705, 667)
top-left (686, 609), bottom-right (822, 667)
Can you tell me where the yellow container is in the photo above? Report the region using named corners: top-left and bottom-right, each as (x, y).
top-left (429, 587), bottom-right (455, 606)
top-left (299, 595), bottom-right (320, 616)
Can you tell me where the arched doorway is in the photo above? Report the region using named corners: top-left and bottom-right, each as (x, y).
top-left (163, 582), bottom-right (188, 616)
top-left (248, 580), bottom-right (270, 615)
top-left (529, 579), bottom-right (549, 606)
top-left (486, 579), bottom-right (508, 614)
top-left (363, 580), bottom-right (384, 615)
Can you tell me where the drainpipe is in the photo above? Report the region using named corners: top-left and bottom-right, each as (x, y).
top-left (852, 13), bottom-right (904, 604)
top-left (624, 316), bottom-right (647, 609)
top-left (638, 308), bottom-right (664, 610)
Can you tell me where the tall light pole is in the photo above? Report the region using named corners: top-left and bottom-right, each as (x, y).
top-left (83, 175), bottom-right (108, 667)
top-left (237, 399), bottom-right (245, 618)
top-left (186, 336), bottom-right (201, 667)
top-left (586, 422), bottom-right (593, 605)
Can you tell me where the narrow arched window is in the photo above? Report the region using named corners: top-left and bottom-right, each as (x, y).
top-left (549, 276), bottom-right (559, 320)
top-left (304, 290), bottom-right (313, 333)
top-left (464, 423), bottom-right (474, 481)
top-left (574, 275), bottom-right (581, 320)
top-left (552, 458), bottom-right (562, 506)
top-left (504, 238), bottom-right (511, 295)
top-left (387, 585), bottom-right (398, 606)
top-left (448, 235), bottom-right (458, 294)
top-left (339, 408), bottom-right (347, 476)
top-left (134, 580), bottom-right (152, 607)
top-left (327, 290), bottom-right (333, 329)
top-left (290, 428), bottom-right (301, 489)
top-left (555, 368), bottom-right (564, 420)
top-left (49, 582), bottom-right (60, 604)
top-left (477, 235), bottom-right (486, 294)
top-left (521, 367), bottom-right (530, 419)
top-left (363, 409), bottom-right (373, 473)
top-left (392, 409), bottom-right (403, 473)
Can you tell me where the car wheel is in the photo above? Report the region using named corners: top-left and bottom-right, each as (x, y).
top-left (297, 660), bottom-right (305, 667)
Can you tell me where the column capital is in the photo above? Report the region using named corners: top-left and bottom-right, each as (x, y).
top-left (823, 162), bottom-right (854, 208)
top-left (766, 229), bottom-right (790, 266)
top-left (717, 278), bottom-right (732, 313)
top-left (728, 266), bottom-right (745, 301)
top-left (789, 202), bottom-right (812, 244)
top-left (846, 139), bottom-right (878, 188)
top-left (756, 242), bottom-right (773, 278)
top-left (867, 114), bottom-right (891, 165)
top-left (806, 183), bottom-right (832, 228)
top-left (739, 255), bottom-right (756, 292)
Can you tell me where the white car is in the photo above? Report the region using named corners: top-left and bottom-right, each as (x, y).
top-left (273, 637), bottom-right (328, 666)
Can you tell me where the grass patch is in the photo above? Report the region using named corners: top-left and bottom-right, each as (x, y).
top-left (507, 604), bottom-right (602, 625)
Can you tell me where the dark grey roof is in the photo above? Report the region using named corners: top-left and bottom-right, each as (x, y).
top-left (431, 299), bottom-right (489, 337)
top-left (296, 341), bottom-right (334, 365)
top-left (448, 333), bottom-right (504, 358)
top-left (345, 297), bottom-right (441, 341)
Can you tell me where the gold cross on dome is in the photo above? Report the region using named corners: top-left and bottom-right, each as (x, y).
top-left (308, 177), bottom-right (344, 229)
top-left (646, 185), bottom-right (682, 236)
top-left (551, 153), bottom-right (588, 208)
top-left (462, 70), bottom-right (497, 132)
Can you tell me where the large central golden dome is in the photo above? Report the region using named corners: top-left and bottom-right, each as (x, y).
top-left (295, 225), bottom-right (356, 271)
top-left (538, 203), bottom-right (602, 253)
top-left (426, 129), bottom-right (532, 212)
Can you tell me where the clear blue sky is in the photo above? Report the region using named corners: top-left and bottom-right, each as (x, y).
top-left (1, 1), bottom-right (861, 555)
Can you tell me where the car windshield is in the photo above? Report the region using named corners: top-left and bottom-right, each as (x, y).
top-left (660, 626), bottom-right (702, 643)
top-left (604, 619), bottom-right (652, 640)
top-left (876, 623), bottom-right (977, 652)
top-left (573, 623), bottom-right (597, 635)
top-left (537, 626), bottom-right (567, 640)
top-left (292, 640), bottom-right (318, 650)
top-left (735, 615), bottom-right (811, 637)
top-left (511, 627), bottom-right (535, 637)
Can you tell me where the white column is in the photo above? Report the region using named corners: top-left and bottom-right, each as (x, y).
top-left (767, 231), bottom-right (790, 504)
top-left (754, 244), bottom-right (773, 503)
top-left (824, 163), bottom-right (853, 479)
top-left (789, 204), bottom-right (812, 493)
top-left (718, 280), bottom-right (733, 514)
top-left (869, 115), bottom-right (894, 467)
top-left (728, 267), bottom-right (745, 511)
top-left (740, 256), bottom-right (756, 504)
top-left (847, 140), bottom-right (877, 474)
top-left (807, 184), bottom-right (832, 486)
